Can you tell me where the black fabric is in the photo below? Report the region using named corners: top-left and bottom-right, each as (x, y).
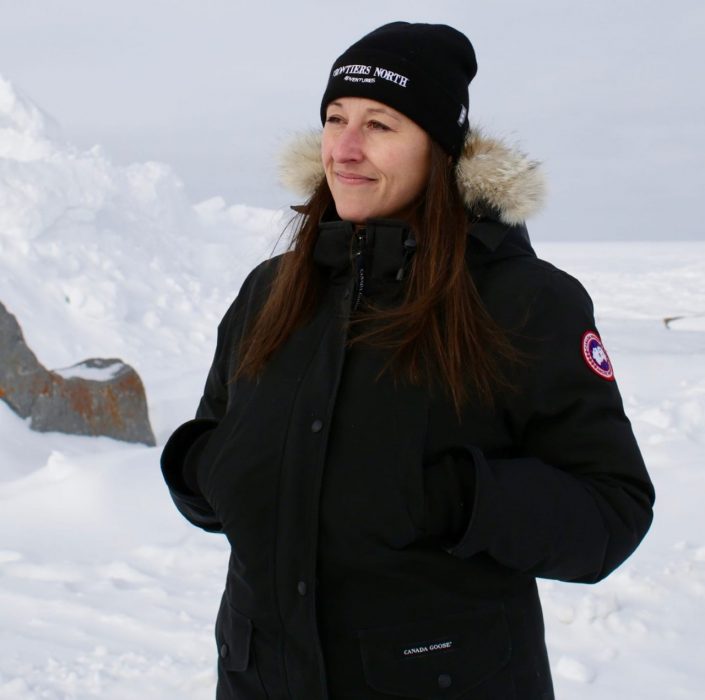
top-left (160, 217), bottom-right (654, 700)
top-left (422, 450), bottom-right (476, 545)
top-left (160, 417), bottom-right (218, 495)
top-left (182, 429), bottom-right (215, 494)
top-left (320, 22), bottom-right (477, 158)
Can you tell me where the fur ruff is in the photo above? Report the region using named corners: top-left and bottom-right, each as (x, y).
top-left (278, 126), bottom-right (545, 225)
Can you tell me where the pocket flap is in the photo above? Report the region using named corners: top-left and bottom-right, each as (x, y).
top-left (215, 596), bottom-right (253, 673)
top-left (359, 605), bottom-right (511, 699)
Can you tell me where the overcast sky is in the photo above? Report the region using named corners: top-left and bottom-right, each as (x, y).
top-left (1, 0), bottom-right (703, 240)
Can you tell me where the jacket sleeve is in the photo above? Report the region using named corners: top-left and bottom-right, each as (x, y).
top-left (160, 302), bottom-right (236, 533)
top-left (160, 416), bottom-right (222, 532)
top-left (160, 263), bottom-right (268, 533)
top-left (446, 269), bottom-right (654, 583)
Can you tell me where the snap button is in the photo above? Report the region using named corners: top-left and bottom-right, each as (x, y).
top-left (220, 643), bottom-right (229, 659)
top-left (437, 673), bottom-right (452, 689)
top-left (310, 419), bottom-right (323, 433)
top-left (297, 580), bottom-right (307, 596)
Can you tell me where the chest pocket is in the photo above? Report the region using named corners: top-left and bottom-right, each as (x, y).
top-left (358, 605), bottom-right (515, 700)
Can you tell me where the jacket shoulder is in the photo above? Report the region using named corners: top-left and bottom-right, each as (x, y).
top-left (218, 253), bottom-right (286, 330)
top-left (481, 253), bottom-right (595, 331)
top-left (193, 253), bottom-right (287, 421)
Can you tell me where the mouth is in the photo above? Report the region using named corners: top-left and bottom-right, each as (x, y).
top-left (334, 171), bottom-right (376, 185)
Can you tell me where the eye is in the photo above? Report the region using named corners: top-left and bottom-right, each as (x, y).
top-left (368, 120), bottom-right (391, 131)
top-left (325, 114), bottom-right (345, 125)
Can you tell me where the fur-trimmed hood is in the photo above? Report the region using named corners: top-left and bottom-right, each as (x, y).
top-left (278, 126), bottom-right (546, 226)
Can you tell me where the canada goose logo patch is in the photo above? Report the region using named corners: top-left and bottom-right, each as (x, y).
top-left (581, 331), bottom-right (614, 381)
top-left (401, 640), bottom-right (454, 657)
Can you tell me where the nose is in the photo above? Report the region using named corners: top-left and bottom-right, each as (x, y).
top-left (331, 124), bottom-right (364, 163)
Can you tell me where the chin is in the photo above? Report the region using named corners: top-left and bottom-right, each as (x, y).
top-left (334, 205), bottom-right (375, 223)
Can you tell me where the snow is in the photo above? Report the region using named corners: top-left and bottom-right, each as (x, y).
top-left (1, 73), bottom-right (704, 699)
top-left (54, 361), bottom-right (124, 382)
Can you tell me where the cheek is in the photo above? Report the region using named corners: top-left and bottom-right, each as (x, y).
top-left (397, 152), bottom-right (430, 198)
top-left (320, 134), bottom-right (332, 169)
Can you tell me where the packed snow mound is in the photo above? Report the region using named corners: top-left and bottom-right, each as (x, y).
top-left (0, 73), bottom-right (286, 383)
top-left (0, 74), bottom-right (60, 161)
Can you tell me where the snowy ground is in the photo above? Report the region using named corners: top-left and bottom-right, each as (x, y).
top-left (1, 74), bottom-right (705, 699)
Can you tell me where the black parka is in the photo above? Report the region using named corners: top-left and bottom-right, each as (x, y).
top-left (161, 133), bottom-right (654, 700)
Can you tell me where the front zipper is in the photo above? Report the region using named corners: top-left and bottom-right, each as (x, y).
top-left (352, 227), bottom-right (367, 311)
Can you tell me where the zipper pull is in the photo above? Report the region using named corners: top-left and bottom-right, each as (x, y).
top-left (396, 235), bottom-right (417, 281)
top-left (355, 227), bottom-right (367, 255)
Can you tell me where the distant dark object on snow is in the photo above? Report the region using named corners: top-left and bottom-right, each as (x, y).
top-left (663, 312), bottom-right (705, 330)
top-left (0, 301), bottom-right (155, 446)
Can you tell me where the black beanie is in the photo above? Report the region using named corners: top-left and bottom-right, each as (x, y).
top-left (320, 22), bottom-right (477, 159)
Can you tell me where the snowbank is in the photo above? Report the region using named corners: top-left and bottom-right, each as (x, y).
top-left (0, 73), bottom-right (286, 433)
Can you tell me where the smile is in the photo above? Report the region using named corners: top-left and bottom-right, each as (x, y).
top-left (335, 171), bottom-right (376, 185)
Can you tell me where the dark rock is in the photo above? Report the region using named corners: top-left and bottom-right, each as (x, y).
top-left (0, 300), bottom-right (49, 418)
top-left (0, 302), bottom-right (156, 446)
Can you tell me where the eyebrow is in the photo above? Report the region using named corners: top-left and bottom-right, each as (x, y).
top-left (328, 101), bottom-right (402, 122)
top-left (367, 107), bottom-right (402, 122)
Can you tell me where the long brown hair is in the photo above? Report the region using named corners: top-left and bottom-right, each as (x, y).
top-left (236, 141), bottom-right (520, 411)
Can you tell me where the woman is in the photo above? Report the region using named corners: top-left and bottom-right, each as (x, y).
top-left (161, 22), bottom-right (654, 700)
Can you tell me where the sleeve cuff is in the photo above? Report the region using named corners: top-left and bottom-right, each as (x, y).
top-left (161, 418), bottom-right (218, 496)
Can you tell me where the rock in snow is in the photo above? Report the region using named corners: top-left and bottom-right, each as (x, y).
top-left (0, 301), bottom-right (155, 445)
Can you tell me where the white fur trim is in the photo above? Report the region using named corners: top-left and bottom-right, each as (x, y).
top-left (278, 126), bottom-right (545, 224)
top-left (278, 130), bottom-right (325, 200)
top-left (455, 127), bottom-right (545, 225)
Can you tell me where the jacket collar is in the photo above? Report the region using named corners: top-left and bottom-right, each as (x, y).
top-left (279, 125), bottom-right (546, 227)
top-left (314, 219), bottom-right (413, 282)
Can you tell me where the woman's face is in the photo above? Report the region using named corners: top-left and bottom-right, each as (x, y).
top-left (321, 97), bottom-right (431, 224)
